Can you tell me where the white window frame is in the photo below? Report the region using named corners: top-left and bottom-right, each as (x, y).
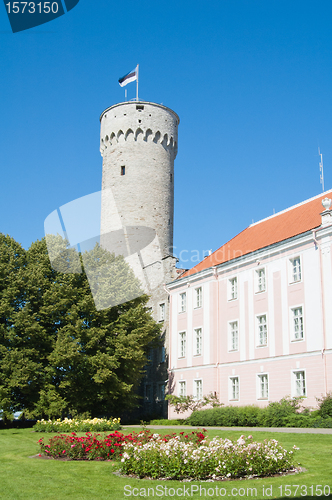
top-left (291, 306), bottom-right (304, 341)
top-left (257, 373), bottom-right (269, 400)
top-left (194, 379), bottom-right (203, 400)
top-left (194, 287), bottom-right (202, 308)
top-left (228, 276), bottom-right (238, 301)
top-left (255, 267), bottom-right (266, 293)
top-left (194, 327), bottom-right (202, 356)
top-left (178, 331), bottom-right (186, 358)
top-left (292, 369), bottom-right (306, 398)
top-left (159, 302), bottom-right (166, 322)
top-left (289, 256), bottom-right (302, 284)
top-left (228, 320), bottom-right (239, 352)
top-left (179, 292), bottom-right (187, 313)
top-left (178, 380), bottom-right (186, 397)
top-left (256, 314), bottom-right (268, 347)
top-left (229, 376), bottom-right (240, 401)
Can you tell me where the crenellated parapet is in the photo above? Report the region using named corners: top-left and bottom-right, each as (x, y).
top-left (100, 127), bottom-right (177, 156)
top-left (99, 101), bottom-right (179, 158)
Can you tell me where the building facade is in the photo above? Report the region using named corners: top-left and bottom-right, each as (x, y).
top-left (167, 191), bottom-right (332, 418)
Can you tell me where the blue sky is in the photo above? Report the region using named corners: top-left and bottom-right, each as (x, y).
top-left (1, 0), bottom-right (332, 268)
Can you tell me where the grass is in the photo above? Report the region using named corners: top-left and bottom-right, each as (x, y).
top-left (0, 427), bottom-right (331, 499)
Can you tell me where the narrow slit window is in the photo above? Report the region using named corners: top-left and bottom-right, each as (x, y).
top-left (121, 166), bottom-right (125, 176)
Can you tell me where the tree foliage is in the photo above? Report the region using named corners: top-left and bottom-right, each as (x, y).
top-left (0, 234), bottom-right (160, 419)
top-left (165, 392), bottom-right (223, 414)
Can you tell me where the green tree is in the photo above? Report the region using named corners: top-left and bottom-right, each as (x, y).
top-left (0, 235), bottom-right (160, 419)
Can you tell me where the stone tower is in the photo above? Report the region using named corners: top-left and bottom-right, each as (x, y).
top-left (99, 100), bottom-right (179, 417)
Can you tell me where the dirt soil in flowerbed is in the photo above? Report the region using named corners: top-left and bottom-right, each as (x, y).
top-left (112, 468), bottom-right (305, 482)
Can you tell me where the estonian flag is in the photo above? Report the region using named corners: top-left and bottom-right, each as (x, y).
top-left (118, 66), bottom-right (138, 87)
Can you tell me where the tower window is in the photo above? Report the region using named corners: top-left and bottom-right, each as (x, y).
top-left (136, 105), bottom-right (144, 111)
top-left (170, 173), bottom-right (172, 182)
top-left (121, 166), bottom-right (125, 176)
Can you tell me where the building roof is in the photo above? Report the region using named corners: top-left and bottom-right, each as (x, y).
top-left (181, 189), bottom-right (332, 279)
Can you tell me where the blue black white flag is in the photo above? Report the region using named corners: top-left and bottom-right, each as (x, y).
top-left (118, 66), bottom-right (138, 87)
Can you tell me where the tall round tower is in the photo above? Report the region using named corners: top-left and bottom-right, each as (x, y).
top-left (100, 100), bottom-right (179, 258)
top-left (99, 100), bottom-right (179, 418)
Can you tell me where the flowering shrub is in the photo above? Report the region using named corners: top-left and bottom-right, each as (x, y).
top-left (37, 429), bottom-right (207, 461)
top-left (33, 417), bottom-right (121, 433)
top-left (120, 434), bottom-right (299, 480)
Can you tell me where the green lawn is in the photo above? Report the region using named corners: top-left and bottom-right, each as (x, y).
top-left (0, 427), bottom-right (331, 499)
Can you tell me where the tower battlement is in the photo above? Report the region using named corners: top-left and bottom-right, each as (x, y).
top-left (100, 101), bottom-right (179, 157)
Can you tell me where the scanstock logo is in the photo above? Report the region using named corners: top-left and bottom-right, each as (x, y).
top-left (3, 0), bottom-right (79, 33)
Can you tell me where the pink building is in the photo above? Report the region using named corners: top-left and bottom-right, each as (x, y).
top-left (167, 191), bottom-right (332, 418)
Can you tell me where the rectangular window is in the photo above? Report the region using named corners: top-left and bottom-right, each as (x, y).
top-left (256, 268), bottom-right (266, 292)
top-left (145, 384), bottom-right (152, 402)
top-left (292, 307), bottom-right (304, 340)
top-left (229, 321), bottom-right (239, 351)
top-left (293, 370), bottom-right (306, 397)
top-left (159, 302), bottom-right (165, 321)
top-left (179, 331), bottom-right (186, 358)
top-left (257, 314), bottom-right (267, 346)
top-left (121, 165), bottom-right (125, 176)
top-left (257, 374), bottom-right (269, 399)
top-left (229, 277), bottom-right (238, 300)
top-left (195, 287), bottom-right (202, 308)
top-left (179, 292), bottom-right (186, 313)
top-left (290, 256), bottom-right (302, 282)
top-left (194, 379), bottom-right (203, 400)
top-left (229, 377), bottom-right (239, 400)
top-left (159, 346), bottom-right (166, 363)
top-left (157, 383), bottom-right (165, 401)
top-left (194, 328), bottom-right (202, 355)
top-left (179, 380), bottom-right (186, 397)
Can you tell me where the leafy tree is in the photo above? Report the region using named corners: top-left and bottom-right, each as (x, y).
top-left (0, 234), bottom-right (27, 419)
top-left (0, 235), bottom-right (160, 419)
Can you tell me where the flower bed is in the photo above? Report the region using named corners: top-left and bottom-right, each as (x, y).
top-left (37, 430), bottom-right (299, 481)
top-left (37, 429), bottom-right (206, 461)
top-left (120, 434), bottom-right (300, 480)
top-left (33, 417), bottom-right (121, 433)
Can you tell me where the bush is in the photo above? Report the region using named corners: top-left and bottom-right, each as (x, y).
top-left (186, 398), bottom-right (332, 428)
top-left (311, 416), bottom-right (332, 428)
top-left (33, 417), bottom-right (121, 433)
top-left (261, 398), bottom-right (299, 427)
top-left (317, 393), bottom-right (332, 418)
top-left (149, 419), bottom-right (186, 425)
top-left (187, 405), bottom-right (263, 427)
top-left (120, 434), bottom-right (299, 480)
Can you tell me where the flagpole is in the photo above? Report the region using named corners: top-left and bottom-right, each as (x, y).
top-left (136, 64), bottom-right (139, 101)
